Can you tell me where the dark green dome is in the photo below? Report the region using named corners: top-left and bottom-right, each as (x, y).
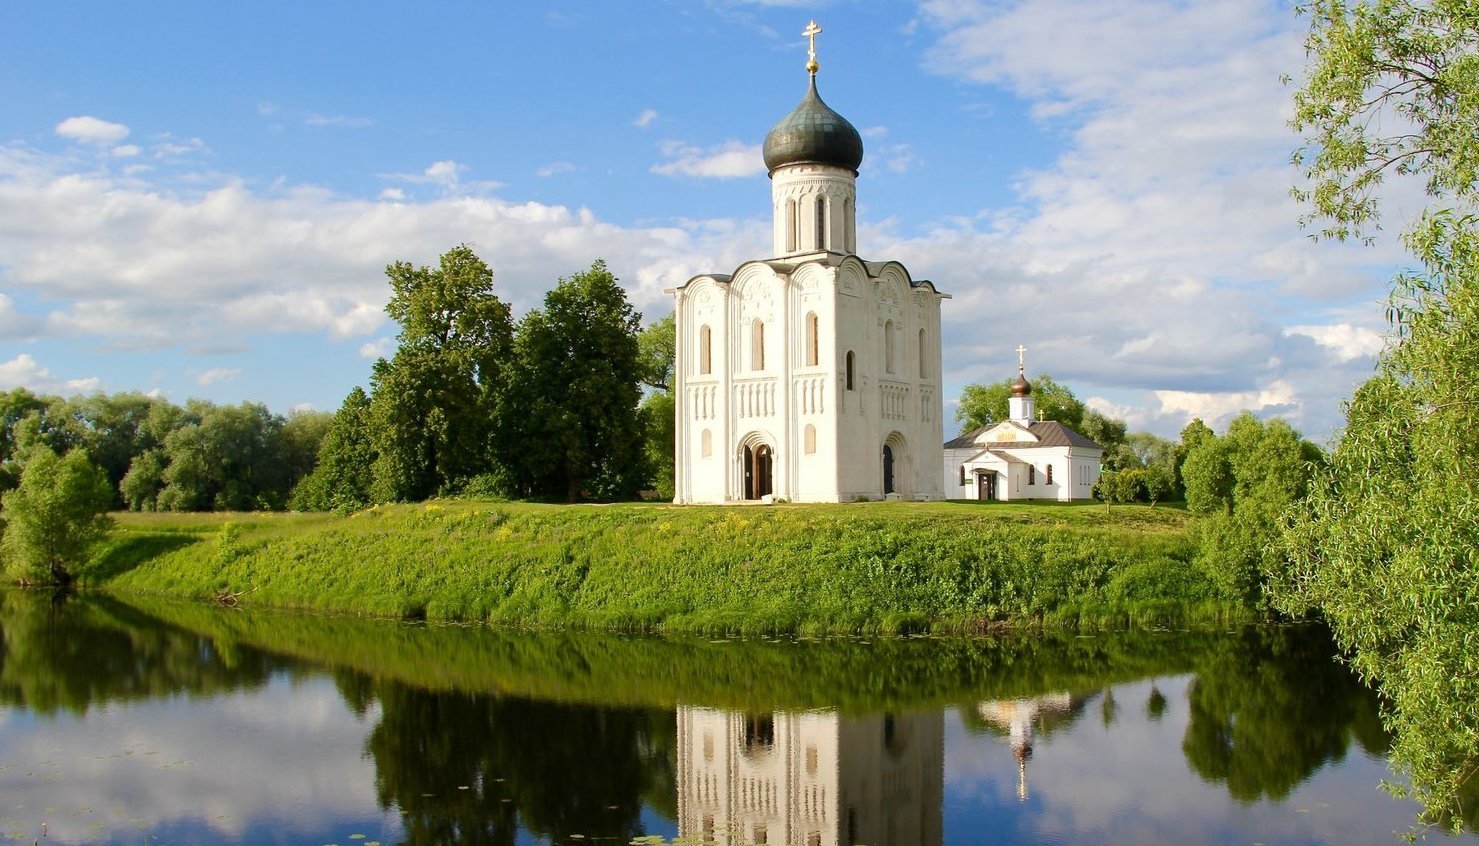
top-left (762, 77), bottom-right (864, 174)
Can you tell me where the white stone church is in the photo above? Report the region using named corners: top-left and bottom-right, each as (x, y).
top-left (670, 26), bottom-right (948, 504)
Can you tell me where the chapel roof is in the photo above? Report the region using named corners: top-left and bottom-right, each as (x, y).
top-left (944, 420), bottom-right (1104, 452)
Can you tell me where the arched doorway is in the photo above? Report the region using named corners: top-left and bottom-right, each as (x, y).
top-left (977, 471), bottom-right (997, 501)
top-left (882, 445), bottom-right (895, 495)
top-left (743, 443), bottom-right (773, 500)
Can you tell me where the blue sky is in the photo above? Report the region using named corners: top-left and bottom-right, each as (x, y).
top-left (0, 1), bottom-right (1412, 439)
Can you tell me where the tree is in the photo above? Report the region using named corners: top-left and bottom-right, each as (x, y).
top-left (501, 260), bottom-right (644, 501)
top-left (291, 388), bottom-right (376, 511)
top-left (1181, 414), bottom-right (1319, 607)
top-left (636, 312), bottom-right (675, 393)
top-left (0, 445), bottom-right (114, 585)
top-left (120, 449), bottom-right (166, 511)
top-left (637, 314), bottom-right (676, 499)
top-left (368, 246), bottom-right (513, 501)
top-left (1281, 0), bottom-right (1479, 826)
top-left (954, 373), bottom-right (1086, 433)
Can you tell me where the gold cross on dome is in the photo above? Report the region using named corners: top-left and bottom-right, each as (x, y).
top-left (804, 20), bottom-right (823, 74)
top-left (1016, 344), bottom-right (1027, 370)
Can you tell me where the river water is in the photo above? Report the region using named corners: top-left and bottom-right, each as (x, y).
top-left (0, 589), bottom-right (1470, 845)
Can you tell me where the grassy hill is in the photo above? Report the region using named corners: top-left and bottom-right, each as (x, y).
top-left (81, 499), bottom-right (1240, 634)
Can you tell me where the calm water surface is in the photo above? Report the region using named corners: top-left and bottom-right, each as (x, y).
top-left (0, 589), bottom-right (1470, 845)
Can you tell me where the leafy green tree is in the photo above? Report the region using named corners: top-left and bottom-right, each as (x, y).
top-left (368, 246), bottom-right (513, 501)
top-left (1282, 1), bottom-right (1479, 826)
top-left (501, 260), bottom-right (643, 501)
top-left (954, 373), bottom-right (1086, 433)
top-left (1080, 409), bottom-right (1127, 451)
top-left (637, 313), bottom-right (676, 499)
top-left (1093, 467), bottom-right (1146, 504)
top-left (120, 449), bottom-right (167, 511)
top-left (291, 387), bottom-right (376, 511)
top-left (637, 312), bottom-right (675, 393)
top-left (1183, 414), bottom-right (1319, 606)
top-left (155, 402), bottom-right (292, 511)
top-left (0, 446), bottom-right (114, 585)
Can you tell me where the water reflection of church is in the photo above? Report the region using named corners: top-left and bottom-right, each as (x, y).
top-left (677, 707), bottom-right (943, 846)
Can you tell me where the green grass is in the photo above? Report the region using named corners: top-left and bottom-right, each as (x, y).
top-left (80, 499), bottom-right (1240, 634)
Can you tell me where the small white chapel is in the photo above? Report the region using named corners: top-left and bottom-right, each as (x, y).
top-left (941, 352), bottom-right (1105, 501)
top-left (670, 22), bottom-right (948, 504)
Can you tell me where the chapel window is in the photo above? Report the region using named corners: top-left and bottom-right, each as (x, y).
top-left (751, 320), bottom-right (765, 371)
top-left (804, 424), bottom-right (816, 455)
top-left (701, 429), bottom-right (712, 458)
top-left (1046, 464), bottom-right (1054, 484)
top-left (805, 312), bottom-right (819, 366)
top-left (959, 465), bottom-right (966, 486)
top-left (699, 324), bottom-right (712, 375)
top-left (846, 351), bottom-right (855, 390)
top-left (918, 329), bottom-right (927, 378)
top-left (884, 320), bottom-right (895, 374)
top-left (1029, 465), bottom-right (1037, 485)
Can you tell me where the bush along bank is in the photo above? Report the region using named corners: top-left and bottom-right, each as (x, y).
top-left (81, 501), bottom-right (1250, 635)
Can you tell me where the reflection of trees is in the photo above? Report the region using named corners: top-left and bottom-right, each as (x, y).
top-left (1181, 625), bottom-right (1389, 802)
top-left (0, 589), bottom-right (280, 714)
top-left (363, 680), bottom-right (675, 845)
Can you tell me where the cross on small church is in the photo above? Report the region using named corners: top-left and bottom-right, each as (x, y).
top-left (804, 20), bottom-right (823, 74)
top-left (1016, 344), bottom-right (1027, 370)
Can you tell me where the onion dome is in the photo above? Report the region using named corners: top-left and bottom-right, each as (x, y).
top-left (1012, 368), bottom-right (1032, 397)
top-left (762, 76), bottom-right (864, 174)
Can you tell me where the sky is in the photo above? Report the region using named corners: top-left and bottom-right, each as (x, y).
top-left (0, 0), bottom-right (1418, 441)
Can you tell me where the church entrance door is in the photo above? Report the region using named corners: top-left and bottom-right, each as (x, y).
top-left (978, 472), bottom-right (997, 501)
top-left (882, 445), bottom-right (896, 495)
top-left (744, 444), bottom-right (774, 500)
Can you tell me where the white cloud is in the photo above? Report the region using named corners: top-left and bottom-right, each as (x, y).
top-left (194, 367), bottom-right (241, 386)
top-left (358, 337), bottom-right (393, 359)
top-left (536, 161), bottom-right (578, 178)
top-left (154, 135), bottom-right (209, 158)
top-left (633, 108), bottom-right (659, 128)
top-left (0, 142), bottom-right (758, 362)
top-left (0, 353), bottom-right (100, 395)
top-left (652, 140), bottom-right (765, 179)
top-left (1284, 323), bottom-right (1386, 362)
top-left (906, 0), bottom-right (1401, 438)
top-left (55, 115), bottom-right (130, 144)
top-left (305, 113), bottom-right (372, 128)
top-left (111, 144), bottom-right (142, 157)
top-left (379, 187), bottom-right (405, 201)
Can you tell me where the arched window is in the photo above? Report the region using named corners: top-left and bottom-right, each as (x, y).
top-left (1029, 465), bottom-right (1037, 485)
top-left (1046, 464), bottom-right (1054, 485)
top-left (884, 320), bottom-right (895, 373)
top-left (751, 320), bottom-right (765, 371)
top-left (918, 329), bottom-right (927, 378)
top-left (846, 351), bottom-right (855, 390)
top-left (785, 199), bottom-right (798, 252)
top-left (698, 324), bottom-right (712, 375)
top-left (804, 424), bottom-right (816, 454)
top-left (805, 312), bottom-right (819, 367)
top-left (815, 195), bottom-right (827, 250)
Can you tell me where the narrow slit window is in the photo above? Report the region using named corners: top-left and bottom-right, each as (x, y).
top-left (816, 196), bottom-right (827, 250)
top-left (805, 312), bottom-right (819, 367)
top-left (918, 329), bottom-right (927, 378)
top-left (884, 320), bottom-right (895, 374)
top-left (785, 199), bottom-right (798, 252)
top-left (846, 351), bottom-right (855, 390)
top-left (699, 324), bottom-right (712, 375)
top-left (751, 319), bottom-right (765, 371)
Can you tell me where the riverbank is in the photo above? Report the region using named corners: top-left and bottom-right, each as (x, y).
top-left (81, 500), bottom-right (1244, 634)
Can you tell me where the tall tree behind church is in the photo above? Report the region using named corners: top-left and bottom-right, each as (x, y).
top-left (500, 260), bottom-right (643, 501)
top-left (367, 246), bottom-right (513, 501)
